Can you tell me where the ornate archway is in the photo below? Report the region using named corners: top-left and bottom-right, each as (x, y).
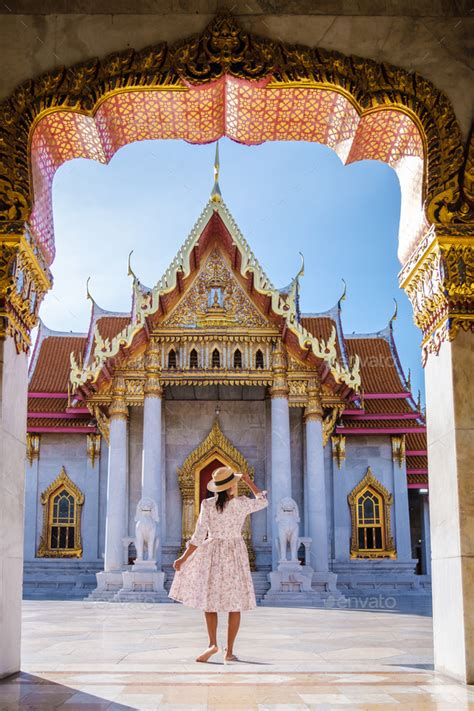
top-left (37, 466), bottom-right (84, 558)
top-left (348, 467), bottom-right (396, 559)
top-left (0, 14), bottom-right (472, 360)
top-left (177, 418), bottom-right (255, 566)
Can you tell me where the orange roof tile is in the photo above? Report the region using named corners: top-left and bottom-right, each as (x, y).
top-left (406, 455), bottom-right (428, 469)
top-left (363, 398), bottom-right (413, 414)
top-left (340, 418), bottom-right (424, 429)
top-left (27, 417), bottom-right (92, 428)
top-left (407, 472), bottom-right (428, 485)
top-left (345, 337), bottom-right (405, 394)
top-left (29, 336), bottom-right (86, 393)
top-left (28, 397), bottom-right (69, 413)
top-left (406, 432), bottom-right (427, 451)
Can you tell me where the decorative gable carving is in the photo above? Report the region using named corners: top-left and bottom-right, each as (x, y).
top-left (162, 248), bottom-right (268, 328)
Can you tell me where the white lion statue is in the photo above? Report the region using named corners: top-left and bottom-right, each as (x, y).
top-left (134, 497), bottom-right (159, 562)
top-left (275, 497), bottom-right (301, 562)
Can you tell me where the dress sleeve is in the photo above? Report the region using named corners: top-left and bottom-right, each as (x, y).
top-left (188, 499), bottom-right (209, 546)
top-left (240, 491), bottom-right (268, 514)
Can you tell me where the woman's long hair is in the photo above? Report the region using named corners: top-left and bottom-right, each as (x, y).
top-left (215, 489), bottom-right (231, 513)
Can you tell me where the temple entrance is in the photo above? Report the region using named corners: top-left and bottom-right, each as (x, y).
top-left (177, 419), bottom-right (255, 567)
top-left (198, 457), bottom-right (226, 505)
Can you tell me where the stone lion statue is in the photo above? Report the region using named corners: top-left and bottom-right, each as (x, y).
top-left (275, 497), bottom-right (301, 562)
top-left (134, 497), bottom-right (159, 562)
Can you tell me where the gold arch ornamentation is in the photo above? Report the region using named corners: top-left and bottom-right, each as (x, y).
top-left (37, 466), bottom-right (84, 558)
top-left (177, 418), bottom-right (255, 566)
top-left (348, 467), bottom-right (396, 559)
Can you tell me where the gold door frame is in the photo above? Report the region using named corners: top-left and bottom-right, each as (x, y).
top-left (177, 419), bottom-right (256, 567)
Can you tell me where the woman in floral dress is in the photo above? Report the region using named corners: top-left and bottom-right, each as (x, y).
top-left (169, 465), bottom-right (268, 663)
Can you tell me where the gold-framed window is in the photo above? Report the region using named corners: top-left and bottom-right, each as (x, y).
top-left (37, 467), bottom-right (84, 558)
top-left (348, 467), bottom-right (396, 559)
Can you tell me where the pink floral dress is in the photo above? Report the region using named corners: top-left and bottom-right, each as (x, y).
top-left (168, 492), bottom-right (268, 612)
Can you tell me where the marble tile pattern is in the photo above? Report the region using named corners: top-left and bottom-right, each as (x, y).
top-left (1, 600), bottom-right (473, 709)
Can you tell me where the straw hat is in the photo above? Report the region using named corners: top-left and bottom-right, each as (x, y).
top-left (207, 465), bottom-right (242, 493)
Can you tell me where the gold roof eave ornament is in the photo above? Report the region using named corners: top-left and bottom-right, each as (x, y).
top-left (69, 195), bottom-right (361, 393)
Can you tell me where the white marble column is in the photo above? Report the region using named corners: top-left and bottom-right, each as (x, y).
top-left (0, 336), bottom-right (28, 678)
top-left (421, 493), bottom-right (431, 576)
top-left (270, 342), bottom-right (292, 568)
top-left (304, 382), bottom-right (329, 572)
top-left (104, 383), bottom-right (129, 572)
top-left (141, 339), bottom-right (163, 568)
top-left (392, 436), bottom-right (413, 560)
top-left (425, 330), bottom-right (474, 683)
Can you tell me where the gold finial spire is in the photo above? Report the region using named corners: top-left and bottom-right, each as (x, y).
top-left (210, 141), bottom-right (222, 202)
top-left (86, 276), bottom-right (95, 305)
top-left (389, 298), bottom-right (398, 327)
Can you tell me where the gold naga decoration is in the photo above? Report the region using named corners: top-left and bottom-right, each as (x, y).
top-left (26, 433), bottom-right (40, 465)
top-left (0, 13), bottom-right (472, 354)
top-left (331, 435), bottom-right (346, 470)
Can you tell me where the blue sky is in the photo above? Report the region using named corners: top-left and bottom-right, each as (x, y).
top-left (41, 137), bottom-right (424, 401)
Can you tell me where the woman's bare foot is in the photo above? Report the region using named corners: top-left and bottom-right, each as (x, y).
top-left (224, 648), bottom-right (238, 662)
top-left (196, 644), bottom-right (219, 663)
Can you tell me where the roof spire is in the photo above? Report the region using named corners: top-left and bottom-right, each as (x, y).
top-left (338, 278), bottom-right (347, 310)
top-left (210, 141), bottom-right (222, 203)
top-left (86, 276), bottom-right (96, 306)
top-left (389, 298), bottom-right (398, 328)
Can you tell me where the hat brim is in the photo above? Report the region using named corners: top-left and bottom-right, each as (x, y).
top-left (207, 472), bottom-right (242, 492)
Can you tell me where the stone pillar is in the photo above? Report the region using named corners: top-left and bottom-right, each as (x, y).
top-left (141, 338), bottom-right (163, 568)
top-left (270, 341), bottom-right (292, 568)
top-left (391, 435), bottom-right (413, 560)
top-left (24, 434), bottom-right (40, 561)
top-left (104, 380), bottom-right (129, 572)
top-left (425, 331), bottom-right (473, 683)
top-left (421, 493), bottom-right (431, 576)
top-left (0, 336), bottom-right (29, 678)
top-left (304, 381), bottom-right (328, 572)
top-left (400, 226), bottom-right (474, 683)
top-left (83, 434), bottom-right (101, 560)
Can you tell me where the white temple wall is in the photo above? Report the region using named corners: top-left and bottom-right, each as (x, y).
top-left (23, 433), bottom-right (109, 563)
top-left (333, 435), bottom-right (394, 559)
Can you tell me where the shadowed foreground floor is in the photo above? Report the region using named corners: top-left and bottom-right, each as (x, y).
top-left (0, 600), bottom-right (473, 709)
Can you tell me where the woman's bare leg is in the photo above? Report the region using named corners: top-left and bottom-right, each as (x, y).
top-left (196, 611), bottom-right (219, 662)
top-left (225, 611), bottom-right (241, 660)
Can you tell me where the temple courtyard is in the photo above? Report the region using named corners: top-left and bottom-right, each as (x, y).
top-left (1, 599), bottom-right (473, 709)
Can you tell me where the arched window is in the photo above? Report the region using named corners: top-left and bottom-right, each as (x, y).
top-left (168, 349), bottom-right (177, 368)
top-left (255, 349), bottom-right (264, 369)
top-left (348, 468), bottom-right (396, 559)
top-left (37, 467), bottom-right (84, 558)
top-left (233, 349), bottom-right (242, 369)
top-left (212, 348), bottom-right (220, 368)
top-left (189, 348), bottom-right (198, 368)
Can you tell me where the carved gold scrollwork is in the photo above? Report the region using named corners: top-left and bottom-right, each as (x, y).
top-left (331, 435), bottom-right (346, 469)
top-left (86, 433), bottom-right (101, 468)
top-left (391, 435), bottom-right (406, 468)
top-left (399, 228), bottom-right (474, 363)
top-left (322, 404), bottom-right (345, 446)
top-left (26, 433), bottom-right (40, 465)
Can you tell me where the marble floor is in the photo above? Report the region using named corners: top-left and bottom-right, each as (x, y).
top-left (0, 600), bottom-right (473, 709)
